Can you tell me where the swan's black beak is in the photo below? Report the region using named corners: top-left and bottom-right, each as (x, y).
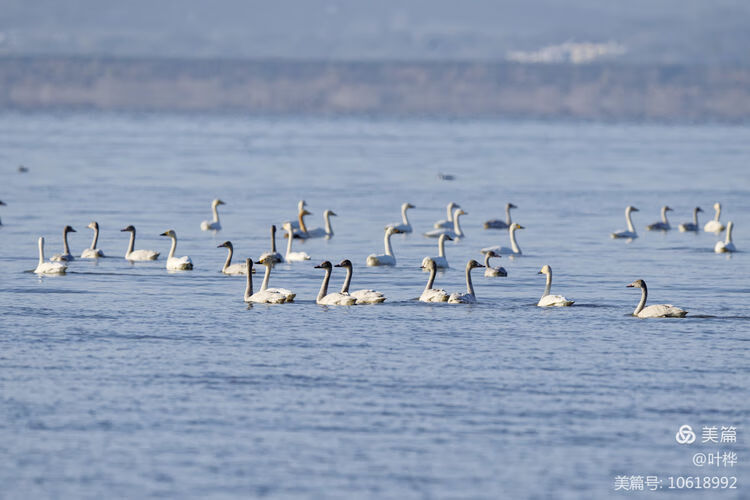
top-left (334, 264), bottom-right (342, 267)
top-left (330, 212), bottom-right (338, 217)
top-left (314, 264), bottom-right (322, 269)
top-left (159, 231), bottom-right (168, 236)
top-left (537, 271), bottom-right (543, 274)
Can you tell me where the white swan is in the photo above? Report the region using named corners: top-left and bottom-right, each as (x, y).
top-left (200, 199), bottom-right (225, 231)
top-left (305, 210), bottom-right (337, 238)
top-left (160, 229), bottom-right (193, 270)
top-left (537, 265), bottom-right (574, 307)
top-left (286, 206), bottom-right (313, 239)
top-left (424, 208), bottom-right (467, 238)
top-left (484, 202), bottom-right (517, 229)
top-left (80, 221), bottom-right (105, 258)
top-left (388, 203), bottom-right (415, 233)
top-left (626, 279), bottom-right (687, 318)
top-left (448, 259), bottom-right (485, 304)
top-left (367, 226), bottom-right (403, 266)
top-left (433, 202), bottom-right (460, 229)
top-left (611, 206), bottom-right (639, 239)
top-left (50, 225), bottom-right (76, 261)
top-left (704, 202), bottom-right (726, 233)
top-left (314, 261), bottom-right (356, 305)
top-left (282, 222), bottom-right (311, 261)
top-left (714, 221), bottom-right (736, 253)
top-left (121, 225), bottom-right (160, 261)
top-left (258, 225), bottom-right (284, 263)
top-left (678, 207), bottom-right (703, 232)
top-left (286, 200), bottom-right (307, 231)
top-left (244, 259), bottom-right (289, 304)
top-left (34, 237), bottom-right (67, 274)
top-left (481, 223), bottom-right (524, 255)
top-left (256, 256), bottom-right (296, 301)
top-left (217, 241), bottom-right (251, 274)
top-left (483, 250), bottom-right (507, 277)
top-left (419, 258), bottom-right (449, 302)
top-left (421, 234), bottom-right (452, 269)
top-left (646, 205), bottom-right (673, 231)
top-left (335, 259), bottom-right (386, 304)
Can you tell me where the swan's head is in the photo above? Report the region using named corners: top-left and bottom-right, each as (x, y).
top-left (314, 261), bottom-right (333, 270)
top-left (453, 208), bottom-right (467, 218)
top-left (403, 203), bottom-right (415, 210)
top-left (385, 226), bottom-right (403, 236)
top-left (63, 225), bottom-right (76, 234)
top-left (334, 259), bottom-right (352, 268)
top-left (159, 229), bottom-right (177, 238)
top-left (325, 210), bottom-right (337, 217)
top-left (695, 206), bottom-right (703, 213)
top-left (538, 264), bottom-right (551, 275)
top-left (626, 279), bottom-right (646, 289)
top-left (626, 206), bottom-right (639, 213)
top-left (485, 250), bottom-right (500, 258)
top-left (466, 259), bottom-right (485, 270)
top-left (0, 200), bottom-right (5, 206)
top-left (298, 200), bottom-right (307, 211)
top-left (120, 225), bottom-right (135, 233)
top-left (282, 222), bottom-right (293, 231)
top-left (510, 223), bottom-right (524, 230)
top-left (421, 257), bottom-right (436, 271)
top-left (217, 241), bottom-right (233, 249)
top-left (212, 199), bottom-right (226, 207)
top-left (447, 202), bottom-right (460, 211)
top-left (87, 221), bottom-right (99, 230)
top-left (256, 255), bottom-right (275, 266)
top-left (663, 206), bottom-right (673, 212)
top-left (507, 202), bottom-right (517, 209)
top-left (714, 202), bottom-right (721, 212)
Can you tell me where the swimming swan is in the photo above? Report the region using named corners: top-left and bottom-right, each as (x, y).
top-left (646, 205), bottom-right (673, 231)
top-left (626, 279), bottom-right (687, 318)
top-left (388, 203), bottom-right (415, 233)
top-left (200, 199), bottom-right (225, 231)
top-left (243, 259), bottom-right (289, 304)
top-left (287, 207), bottom-right (313, 239)
top-left (419, 258), bottom-right (449, 302)
top-left (121, 225), bottom-right (160, 261)
top-left (367, 226), bottom-right (403, 266)
top-left (80, 222), bottom-right (105, 258)
top-left (160, 229), bottom-right (193, 270)
top-left (335, 259), bottom-right (386, 303)
top-left (217, 241), bottom-right (251, 274)
top-left (483, 250), bottom-right (507, 277)
top-left (433, 202), bottom-right (460, 229)
top-left (34, 237), bottom-right (67, 274)
top-left (314, 261), bottom-right (357, 305)
top-left (282, 222), bottom-right (311, 261)
top-left (537, 265), bottom-right (574, 307)
top-left (51, 225), bottom-right (76, 261)
top-left (481, 223), bottom-right (524, 255)
top-left (258, 225), bottom-right (284, 263)
top-left (424, 208), bottom-right (466, 238)
top-left (704, 202), bottom-right (726, 233)
top-left (611, 206), bottom-right (639, 239)
top-left (305, 210), bottom-right (337, 238)
top-left (484, 202), bottom-right (517, 229)
top-left (678, 207), bottom-right (703, 232)
top-left (286, 200), bottom-right (307, 230)
top-left (448, 259), bottom-right (485, 304)
top-left (714, 221), bottom-right (736, 253)
top-left (256, 255), bottom-right (296, 301)
top-left (421, 233), bottom-right (452, 269)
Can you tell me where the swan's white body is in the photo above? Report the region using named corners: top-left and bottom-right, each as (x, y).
top-left (678, 207), bottom-right (703, 232)
top-left (161, 230), bottom-right (193, 270)
top-left (336, 260), bottom-right (386, 304)
top-left (80, 222), bottom-right (105, 258)
top-left (315, 261), bottom-right (357, 305)
top-left (217, 241), bottom-right (250, 275)
top-left (537, 265), bottom-right (574, 307)
top-left (282, 222), bottom-right (311, 261)
top-left (258, 225), bottom-right (284, 263)
top-left (421, 234), bottom-right (452, 269)
top-left (627, 279), bottom-right (687, 318)
top-left (51, 225), bottom-right (76, 261)
top-left (483, 251), bottom-right (507, 277)
top-left (257, 257), bottom-right (295, 301)
top-left (244, 259), bottom-right (290, 304)
top-left (646, 206), bottom-right (673, 231)
top-left (611, 206), bottom-right (639, 239)
top-left (433, 202), bottom-right (460, 229)
top-left (305, 210), bottom-right (337, 238)
top-left (419, 258), bottom-right (449, 302)
top-left (388, 203), bottom-right (415, 233)
top-left (714, 221), bottom-right (736, 253)
top-left (34, 237), bottom-right (67, 274)
top-left (704, 202), bottom-right (726, 233)
top-left (482, 223), bottom-right (524, 255)
top-left (484, 203), bottom-right (517, 230)
top-left (122, 226), bottom-right (159, 261)
top-left (200, 199), bottom-right (225, 231)
top-left (424, 208), bottom-right (466, 238)
top-left (367, 226), bottom-right (402, 266)
top-left (448, 260), bottom-right (484, 304)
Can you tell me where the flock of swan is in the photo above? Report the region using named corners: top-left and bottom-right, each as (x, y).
top-left (17, 196), bottom-right (739, 317)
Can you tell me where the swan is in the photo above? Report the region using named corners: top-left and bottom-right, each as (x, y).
top-left (0, 199), bottom-right (5, 225)
top-left (678, 207), bottom-right (703, 232)
top-left (217, 241), bottom-right (251, 274)
top-left (704, 202), bottom-right (726, 233)
top-left (646, 205), bottom-right (673, 231)
top-left (537, 265), bottom-right (574, 307)
top-left (50, 225), bottom-right (76, 261)
top-left (286, 200), bottom-right (307, 231)
top-left (610, 206), bottom-right (639, 239)
top-left (80, 221), bottom-right (105, 258)
top-left (160, 229), bottom-right (193, 270)
top-left (243, 259), bottom-right (289, 304)
top-left (34, 237), bottom-right (67, 274)
top-left (481, 223), bottom-right (524, 255)
top-left (419, 258), bottom-right (449, 302)
top-left (258, 225), bottom-right (284, 263)
top-left (335, 259), bottom-right (386, 304)
top-left (367, 226), bottom-right (403, 266)
top-left (433, 202), bottom-right (460, 229)
top-left (484, 202), bottom-right (517, 230)
top-left (424, 208), bottom-right (467, 238)
top-left (121, 225), bottom-right (160, 261)
top-left (281, 222), bottom-right (311, 261)
top-left (421, 234), bottom-right (452, 269)
top-left (314, 261), bottom-right (357, 305)
top-left (714, 221), bottom-right (736, 253)
top-left (286, 206), bottom-right (313, 239)
top-left (483, 250), bottom-right (507, 277)
top-left (388, 203), bottom-right (415, 233)
top-left (305, 210), bottom-right (337, 238)
top-left (626, 279), bottom-right (687, 318)
top-left (448, 259), bottom-right (485, 304)
top-left (256, 256), bottom-right (296, 301)
top-left (200, 199), bottom-right (225, 231)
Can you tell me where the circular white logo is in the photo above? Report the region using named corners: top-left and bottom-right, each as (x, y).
top-left (675, 424), bottom-right (696, 444)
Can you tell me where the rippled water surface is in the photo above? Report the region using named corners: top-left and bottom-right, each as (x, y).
top-left (1, 113), bottom-right (748, 499)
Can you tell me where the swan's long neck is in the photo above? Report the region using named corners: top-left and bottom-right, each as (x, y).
top-left (446, 204), bottom-right (453, 222)
top-left (543, 271), bottom-right (552, 297)
top-left (453, 213), bottom-right (464, 237)
top-left (484, 252), bottom-right (491, 268)
top-left (340, 265), bottom-right (352, 294)
top-left (324, 212), bottom-right (333, 236)
top-left (244, 262), bottom-right (253, 300)
top-left (509, 227), bottom-right (521, 254)
top-left (506, 205), bottom-right (512, 225)
top-left (212, 203), bottom-right (220, 223)
top-left (726, 223), bottom-right (733, 244)
top-left (223, 246), bottom-right (233, 272)
top-left (270, 226), bottom-right (277, 252)
top-left (661, 207), bottom-right (669, 224)
top-left (438, 234), bottom-right (447, 257)
top-left (634, 284), bottom-right (647, 315)
top-left (126, 230), bottom-right (135, 255)
top-left (714, 205), bottom-right (721, 221)
top-left (384, 231), bottom-right (395, 256)
top-left (625, 208), bottom-right (635, 233)
top-left (167, 235), bottom-right (177, 259)
top-left (90, 226), bottom-right (99, 250)
top-left (425, 265), bottom-right (437, 291)
top-left (401, 205), bottom-right (410, 225)
top-left (317, 267), bottom-right (331, 302)
top-left (298, 211), bottom-right (308, 233)
top-left (465, 265), bottom-right (476, 297)
top-left (285, 228), bottom-right (294, 257)
top-left (693, 208), bottom-right (699, 225)
top-left (261, 263), bottom-right (272, 290)
top-left (38, 237), bottom-right (44, 265)
top-left (62, 228), bottom-right (71, 254)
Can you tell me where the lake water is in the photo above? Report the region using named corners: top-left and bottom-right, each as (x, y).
top-left (0, 112), bottom-right (748, 499)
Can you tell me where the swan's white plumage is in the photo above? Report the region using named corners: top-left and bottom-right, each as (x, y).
top-left (483, 202), bottom-right (517, 230)
top-left (121, 225), bottom-right (160, 261)
top-left (627, 279), bottom-right (687, 318)
top-left (388, 203), bottom-right (415, 233)
top-left (704, 202), bottom-right (725, 233)
top-left (200, 199), bottom-right (225, 231)
top-left (424, 208), bottom-right (466, 239)
top-left (714, 221), bottom-right (736, 253)
top-left (483, 251), bottom-right (507, 277)
top-left (282, 222), bottom-right (311, 261)
top-left (646, 206), bottom-right (673, 231)
top-left (537, 265), bottom-right (574, 307)
top-left (433, 202), bottom-right (460, 229)
top-left (335, 260), bottom-right (386, 304)
top-left (161, 229), bottom-right (193, 270)
top-left (678, 207), bottom-right (703, 232)
top-left (447, 259), bottom-right (484, 304)
top-left (367, 226), bottom-right (402, 266)
top-left (244, 259), bottom-right (292, 304)
top-left (611, 206), bottom-right (639, 239)
top-left (420, 288), bottom-right (449, 302)
top-left (315, 261), bottom-right (356, 305)
top-left (481, 223), bottom-right (524, 255)
top-left (421, 234), bottom-right (452, 269)
top-left (51, 225), bottom-right (76, 261)
top-left (34, 237), bottom-right (67, 274)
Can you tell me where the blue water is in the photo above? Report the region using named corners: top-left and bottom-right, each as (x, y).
top-left (0, 113), bottom-right (748, 499)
